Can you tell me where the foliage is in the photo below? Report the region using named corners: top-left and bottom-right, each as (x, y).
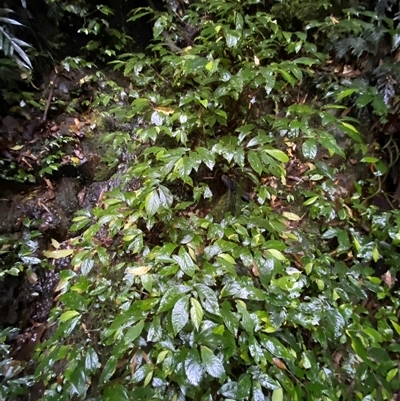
top-left (26, 0), bottom-right (400, 400)
top-left (0, 134), bottom-right (76, 183)
top-left (0, 7), bottom-right (32, 69)
top-left (1, 0), bottom-right (400, 400)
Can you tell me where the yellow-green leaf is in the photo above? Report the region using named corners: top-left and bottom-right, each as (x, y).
top-left (43, 249), bottom-right (74, 259)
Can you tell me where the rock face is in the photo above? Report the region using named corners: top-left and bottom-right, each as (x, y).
top-left (0, 177), bottom-right (80, 237)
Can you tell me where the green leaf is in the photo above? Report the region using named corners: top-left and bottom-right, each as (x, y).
top-left (238, 373), bottom-right (252, 399)
top-left (158, 185), bottom-right (173, 208)
top-left (336, 88), bottom-right (358, 101)
top-left (185, 348), bottom-right (203, 386)
top-left (125, 320), bottom-right (145, 343)
top-left (145, 190), bottom-right (161, 216)
top-left (195, 284), bottom-right (221, 315)
top-left (264, 149), bottom-right (289, 163)
top-left (59, 310), bottom-right (80, 322)
top-left (236, 300), bottom-right (255, 334)
top-left (302, 139), bottom-right (317, 159)
top-left (85, 347), bottom-right (99, 373)
top-left (248, 150), bottom-right (263, 175)
top-left (272, 387), bottom-right (284, 401)
top-left (131, 364), bottom-right (153, 384)
top-left (225, 30), bottom-right (241, 47)
top-left (173, 246), bottom-right (197, 277)
top-left (190, 297), bottom-right (204, 331)
top-left (196, 147), bottom-right (215, 170)
top-left (158, 285), bottom-right (190, 313)
top-left (221, 300), bottom-right (239, 336)
top-left (293, 57), bottom-right (319, 66)
top-left (100, 356), bottom-right (117, 384)
top-left (171, 296), bottom-right (189, 335)
top-left (200, 346), bottom-right (225, 378)
top-left (70, 361), bottom-right (88, 396)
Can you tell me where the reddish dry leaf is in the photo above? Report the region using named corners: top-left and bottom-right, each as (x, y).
top-left (382, 270), bottom-right (393, 288)
top-left (78, 189), bottom-right (86, 206)
top-left (61, 155), bottom-right (71, 165)
top-left (252, 261), bottom-right (260, 277)
top-left (330, 15), bottom-right (339, 24)
top-left (43, 177), bottom-right (53, 189)
top-left (73, 148), bottom-right (85, 159)
top-left (21, 157), bottom-right (33, 168)
top-left (273, 358), bottom-right (287, 370)
top-left (333, 351), bottom-right (342, 367)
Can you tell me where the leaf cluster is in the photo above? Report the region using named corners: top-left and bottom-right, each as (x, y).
top-left (8, 0), bottom-right (399, 400)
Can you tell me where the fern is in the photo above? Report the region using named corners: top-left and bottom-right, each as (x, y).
top-left (0, 8), bottom-right (32, 69)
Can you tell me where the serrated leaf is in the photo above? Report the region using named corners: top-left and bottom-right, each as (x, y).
top-left (145, 190), bottom-right (161, 216)
top-left (171, 296), bottom-right (189, 335)
top-left (190, 297), bottom-right (204, 331)
top-left (264, 149), bottom-right (289, 163)
top-left (200, 346), bottom-right (225, 378)
top-left (43, 249), bottom-right (74, 259)
top-left (185, 348), bottom-right (203, 386)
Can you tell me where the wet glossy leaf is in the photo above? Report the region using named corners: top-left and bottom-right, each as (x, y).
top-left (125, 320), bottom-right (145, 343)
top-left (59, 310), bottom-right (80, 322)
top-left (200, 346), bottom-right (225, 378)
top-left (238, 373), bottom-right (251, 399)
top-left (145, 190), bottom-right (161, 217)
top-left (158, 285), bottom-right (190, 313)
top-left (248, 150), bottom-right (263, 175)
top-left (131, 364), bottom-right (153, 383)
top-left (173, 246), bottom-right (197, 277)
top-left (225, 30), bottom-right (241, 47)
top-left (171, 296), bottom-right (189, 335)
top-left (195, 284), bottom-right (221, 315)
top-left (196, 147), bottom-right (215, 170)
top-left (158, 185), bottom-right (173, 208)
top-left (85, 347), bottom-right (99, 373)
top-left (264, 149), bottom-right (289, 163)
top-left (185, 348), bottom-right (203, 386)
top-left (190, 298), bottom-right (204, 331)
top-left (70, 361), bottom-right (87, 396)
top-left (302, 139), bottom-right (318, 159)
top-left (100, 356), bottom-right (117, 384)
top-left (221, 300), bottom-right (239, 336)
